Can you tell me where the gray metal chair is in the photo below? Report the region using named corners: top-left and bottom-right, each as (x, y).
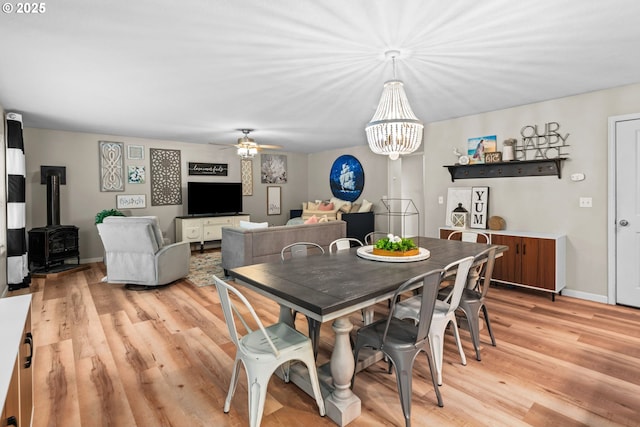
top-left (280, 241), bottom-right (325, 260)
top-left (438, 246), bottom-right (498, 361)
top-left (280, 241), bottom-right (325, 358)
top-left (351, 268), bottom-right (446, 427)
top-left (393, 256), bottom-right (475, 386)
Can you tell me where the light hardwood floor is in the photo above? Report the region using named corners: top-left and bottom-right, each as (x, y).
top-left (10, 257), bottom-right (640, 427)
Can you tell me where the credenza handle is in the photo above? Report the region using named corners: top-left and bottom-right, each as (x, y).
top-left (24, 332), bottom-right (33, 369)
top-left (7, 415), bottom-right (18, 426)
top-left (523, 244), bottom-right (526, 255)
top-left (515, 243), bottom-right (519, 255)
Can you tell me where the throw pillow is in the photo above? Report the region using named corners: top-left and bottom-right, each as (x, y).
top-left (319, 215), bottom-right (329, 223)
top-left (350, 203), bottom-right (361, 213)
top-left (239, 220), bottom-right (269, 230)
top-left (304, 215), bottom-right (319, 224)
top-left (330, 197), bottom-right (352, 213)
top-left (307, 201), bottom-right (319, 210)
top-left (318, 202), bottom-right (334, 211)
top-left (359, 199), bottom-right (373, 212)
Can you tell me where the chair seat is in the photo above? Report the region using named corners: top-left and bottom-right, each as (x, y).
top-left (438, 285), bottom-right (482, 303)
top-left (395, 297), bottom-right (453, 321)
top-left (241, 323), bottom-right (311, 356)
top-left (356, 317), bottom-right (423, 350)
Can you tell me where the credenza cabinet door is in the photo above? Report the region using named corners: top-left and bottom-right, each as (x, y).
top-left (491, 234), bottom-right (520, 284)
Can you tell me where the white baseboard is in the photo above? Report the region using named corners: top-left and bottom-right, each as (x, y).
top-left (560, 288), bottom-right (609, 304)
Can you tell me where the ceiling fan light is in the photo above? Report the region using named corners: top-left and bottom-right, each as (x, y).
top-left (365, 79), bottom-right (423, 160)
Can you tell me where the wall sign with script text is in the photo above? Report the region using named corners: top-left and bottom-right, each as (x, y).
top-left (188, 162), bottom-right (228, 176)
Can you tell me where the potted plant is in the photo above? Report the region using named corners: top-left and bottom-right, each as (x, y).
top-left (95, 208), bottom-right (125, 224)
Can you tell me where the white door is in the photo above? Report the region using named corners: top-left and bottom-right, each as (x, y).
top-left (615, 118), bottom-right (640, 307)
top-left (400, 154), bottom-right (424, 237)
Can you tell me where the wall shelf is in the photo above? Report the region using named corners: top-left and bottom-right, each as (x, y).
top-left (444, 158), bottom-right (567, 182)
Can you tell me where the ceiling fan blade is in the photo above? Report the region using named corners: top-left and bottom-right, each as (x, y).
top-left (257, 144), bottom-right (283, 149)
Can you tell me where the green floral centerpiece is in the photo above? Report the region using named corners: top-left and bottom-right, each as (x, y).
top-left (373, 234), bottom-right (419, 257)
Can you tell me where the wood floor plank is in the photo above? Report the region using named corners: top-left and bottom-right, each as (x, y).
top-left (32, 340), bottom-right (82, 427)
top-left (17, 259), bottom-right (640, 427)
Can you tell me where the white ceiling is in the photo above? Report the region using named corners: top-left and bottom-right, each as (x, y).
top-left (2, 0), bottom-right (640, 153)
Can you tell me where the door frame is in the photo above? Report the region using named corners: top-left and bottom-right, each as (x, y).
top-left (607, 112), bottom-right (640, 304)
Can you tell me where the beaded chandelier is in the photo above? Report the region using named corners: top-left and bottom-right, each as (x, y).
top-left (365, 51), bottom-right (423, 160)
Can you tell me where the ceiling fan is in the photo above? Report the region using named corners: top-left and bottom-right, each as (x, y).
top-left (226, 129), bottom-right (283, 158)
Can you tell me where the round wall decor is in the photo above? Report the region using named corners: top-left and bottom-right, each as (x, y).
top-left (329, 155), bottom-right (364, 202)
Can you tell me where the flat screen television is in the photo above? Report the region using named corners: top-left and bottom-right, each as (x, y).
top-left (187, 182), bottom-right (243, 215)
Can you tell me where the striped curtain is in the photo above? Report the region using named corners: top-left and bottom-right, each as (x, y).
top-left (6, 112), bottom-right (30, 290)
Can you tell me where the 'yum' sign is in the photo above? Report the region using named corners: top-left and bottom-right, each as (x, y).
top-left (470, 187), bottom-right (489, 229)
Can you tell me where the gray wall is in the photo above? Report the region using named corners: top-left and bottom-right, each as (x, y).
top-left (419, 82), bottom-right (640, 301)
top-left (22, 128), bottom-right (307, 261)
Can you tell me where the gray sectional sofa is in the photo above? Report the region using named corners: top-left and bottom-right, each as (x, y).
top-left (221, 220), bottom-right (347, 274)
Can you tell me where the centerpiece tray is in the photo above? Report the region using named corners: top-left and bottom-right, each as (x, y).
top-left (356, 245), bottom-right (431, 263)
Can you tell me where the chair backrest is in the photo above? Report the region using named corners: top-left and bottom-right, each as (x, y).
top-left (102, 215), bottom-right (166, 248)
top-left (472, 246), bottom-right (498, 298)
top-left (97, 219), bottom-right (161, 254)
top-left (447, 230), bottom-right (491, 244)
top-left (280, 242), bottom-right (325, 260)
top-left (440, 256), bottom-right (475, 315)
top-left (364, 231), bottom-right (389, 245)
top-left (329, 237), bottom-right (363, 253)
top-left (384, 268), bottom-right (445, 345)
top-left (212, 275), bottom-right (280, 357)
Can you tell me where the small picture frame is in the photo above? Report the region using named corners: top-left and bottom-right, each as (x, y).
top-left (484, 152), bottom-right (503, 163)
top-left (116, 194), bottom-right (146, 209)
top-left (468, 135), bottom-right (497, 164)
top-left (267, 186), bottom-right (281, 215)
top-left (128, 165), bottom-right (145, 184)
top-left (127, 145), bottom-right (144, 160)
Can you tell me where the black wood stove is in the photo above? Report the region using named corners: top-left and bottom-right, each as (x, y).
top-left (28, 172), bottom-right (80, 272)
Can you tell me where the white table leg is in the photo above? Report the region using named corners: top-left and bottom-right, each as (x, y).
top-left (325, 316), bottom-right (361, 426)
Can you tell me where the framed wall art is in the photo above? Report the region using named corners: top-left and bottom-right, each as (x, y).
top-left (127, 145), bottom-right (144, 160)
top-left (470, 187), bottom-right (489, 229)
top-left (188, 162), bottom-right (228, 176)
top-left (116, 194), bottom-right (146, 209)
top-left (128, 165), bottom-right (145, 184)
top-left (329, 154), bottom-right (364, 202)
top-left (261, 154), bottom-right (287, 183)
top-left (150, 148), bottom-right (182, 206)
top-left (467, 135), bottom-right (497, 164)
top-left (267, 186), bottom-right (281, 215)
top-left (241, 159), bottom-right (253, 195)
top-left (99, 141), bottom-right (124, 192)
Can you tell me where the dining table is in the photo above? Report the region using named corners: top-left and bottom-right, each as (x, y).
top-left (228, 236), bottom-right (508, 426)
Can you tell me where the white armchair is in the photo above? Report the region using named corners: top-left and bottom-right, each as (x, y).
top-left (97, 216), bottom-right (190, 287)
